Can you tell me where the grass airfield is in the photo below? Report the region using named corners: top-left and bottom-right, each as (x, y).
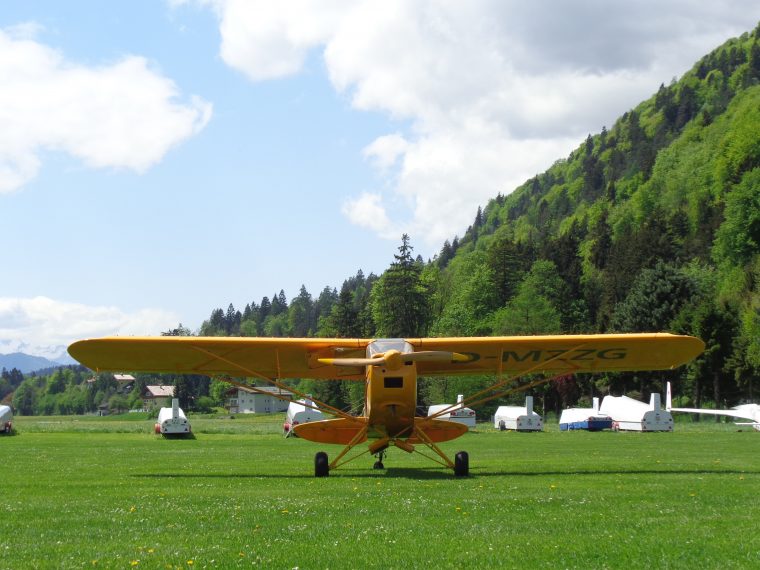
top-left (2, 415), bottom-right (759, 569)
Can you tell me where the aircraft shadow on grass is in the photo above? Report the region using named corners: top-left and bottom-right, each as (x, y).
top-left (130, 467), bottom-right (758, 480)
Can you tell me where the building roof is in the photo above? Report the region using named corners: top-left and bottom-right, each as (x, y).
top-left (114, 374), bottom-right (135, 382)
top-left (226, 385), bottom-right (294, 397)
top-left (144, 385), bottom-right (174, 398)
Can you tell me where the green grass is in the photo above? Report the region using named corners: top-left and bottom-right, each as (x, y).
top-left (2, 416), bottom-right (759, 569)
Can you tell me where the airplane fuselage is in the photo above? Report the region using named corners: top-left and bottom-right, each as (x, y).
top-left (365, 339), bottom-right (418, 438)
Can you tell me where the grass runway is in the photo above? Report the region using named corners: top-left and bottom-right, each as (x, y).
top-left (1, 415), bottom-right (759, 569)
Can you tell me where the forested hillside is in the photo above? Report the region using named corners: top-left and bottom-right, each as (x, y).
top-left (14, 25), bottom-right (760, 417)
top-left (190, 26), bottom-right (760, 416)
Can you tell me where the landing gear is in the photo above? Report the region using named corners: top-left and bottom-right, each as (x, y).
top-left (315, 451), bottom-right (329, 477)
top-left (373, 450), bottom-right (386, 469)
top-left (454, 451), bottom-right (469, 477)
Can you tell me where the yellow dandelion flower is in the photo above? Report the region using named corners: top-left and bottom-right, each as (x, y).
top-left (187, 560), bottom-right (194, 566)
top-left (129, 506), bottom-right (136, 513)
top-left (130, 561), bottom-right (139, 567)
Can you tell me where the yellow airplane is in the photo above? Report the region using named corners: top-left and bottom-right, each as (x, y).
top-left (68, 333), bottom-right (704, 476)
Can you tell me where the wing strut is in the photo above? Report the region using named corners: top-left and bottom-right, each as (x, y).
top-left (426, 341), bottom-right (589, 421)
top-left (327, 423), bottom-right (371, 471)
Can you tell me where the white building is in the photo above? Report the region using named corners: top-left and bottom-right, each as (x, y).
top-left (226, 386), bottom-right (293, 414)
top-left (600, 392), bottom-right (673, 432)
top-left (494, 396), bottom-right (543, 431)
top-left (0, 405), bottom-right (12, 434)
top-left (559, 397), bottom-right (613, 431)
top-left (428, 394), bottom-right (476, 429)
top-left (142, 385), bottom-right (174, 410)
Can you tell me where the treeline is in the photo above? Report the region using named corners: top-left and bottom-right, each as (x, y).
top-left (12, 367), bottom-right (103, 416)
top-left (9, 364), bottom-right (230, 416)
top-left (1, 367), bottom-right (24, 403)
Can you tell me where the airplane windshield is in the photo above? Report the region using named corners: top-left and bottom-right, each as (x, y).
top-left (367, 339), bottom-right (413, 357)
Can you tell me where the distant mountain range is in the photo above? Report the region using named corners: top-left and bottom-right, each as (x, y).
top-left (0, 352), bottom-right (77, 374)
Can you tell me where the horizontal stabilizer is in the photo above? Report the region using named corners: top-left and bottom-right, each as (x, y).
top-left (410, 417), bottom-right (469, 443)
top-left (293, 417), bottom-right (368, 445)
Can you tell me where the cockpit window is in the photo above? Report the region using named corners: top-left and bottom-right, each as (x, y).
top-left (367, 339), bottom-right (413, 357)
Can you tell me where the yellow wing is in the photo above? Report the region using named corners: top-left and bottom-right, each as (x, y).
top-left (408, 333), bottom-right (704, 376)
top-left (68, 337), bottom-right (372, 380)
top-left (68, 333), bottom-right (704, 380)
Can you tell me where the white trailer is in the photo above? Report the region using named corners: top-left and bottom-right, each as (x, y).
top-left (428, 395), bottom-right (476, 429)
top-left (154, 398), bottom-right (191, 436)
top-left (600, 393), bottom-right (673, 432)
top-left (559, 397), bottom-right (613, 431)
top-left (0, 405), bottom-right (12, 434)
top-left (283, 397), bottom-right (324, 436)
top-left (494, 396), bottom-right (543, 431)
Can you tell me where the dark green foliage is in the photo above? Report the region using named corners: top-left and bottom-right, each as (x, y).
top-left (371, 234), bottom-right (431, 337)
top-left (714, 168), bottom-right (760, 264)
top-left (611, 262), bottom-right (697, 332)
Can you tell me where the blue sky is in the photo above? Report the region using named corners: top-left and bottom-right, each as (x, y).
top-left (2, 1), bottom-right (759, 358)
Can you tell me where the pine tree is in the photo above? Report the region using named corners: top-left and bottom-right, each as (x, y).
top-left (371, 235), bottom-right (430, 337)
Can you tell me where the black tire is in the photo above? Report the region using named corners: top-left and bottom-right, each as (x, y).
top-left (454, 451), bottom-right (469, 477)
top-left (373, 461), bottom-right (384, 470)
top-left (315, 451), bottom-right (329, 477)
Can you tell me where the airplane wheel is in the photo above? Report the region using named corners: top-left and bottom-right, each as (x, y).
top-left (454, 451), bottom-right (469, 477)
top-left (315, 451), bottom-right (329, 477)
top-left (373, 461), bottom-right (384, 469)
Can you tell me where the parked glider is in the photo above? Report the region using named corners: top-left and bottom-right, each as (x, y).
top-left (0, 404), bottom-right (12, 434)
top-left (155, 398), bottom-right (192, 436)
top-left (69, 334), bottom-right (704, 476)
top-left (666, 382), bottom-right (760, 431)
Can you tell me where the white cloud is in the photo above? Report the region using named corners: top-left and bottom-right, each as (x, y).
top-left (0, 28), bottom-right (212, 193)
top-left (0, 297), bottom-right (179, 360)
top-left (188, 0), bottom-right (760, 246)
top-left (362, 133), bottom-right (409, 172)
top-left (341, 192), bottom-right (395, 237)
top-left (214, 0), bottom-right (349, 80)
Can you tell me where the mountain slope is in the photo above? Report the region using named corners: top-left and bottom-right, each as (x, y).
top-left (0, 353), bottom-right (70, 374)
top-left (426, 26), bottom-right (760, 407)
